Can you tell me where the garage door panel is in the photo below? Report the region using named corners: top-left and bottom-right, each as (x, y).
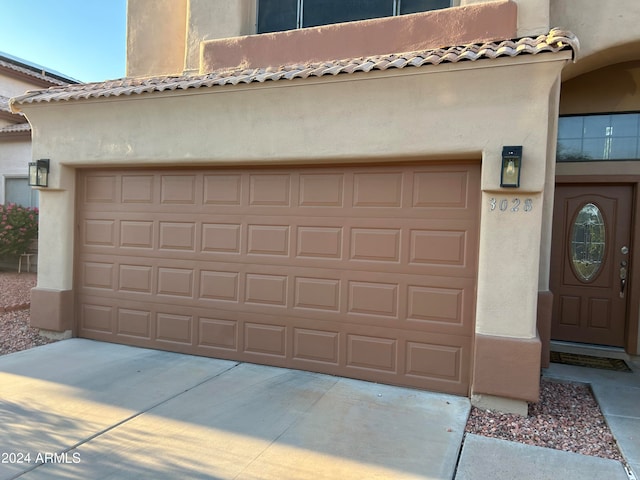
top-left (120, 220), bottom-right (155, 249)
top-left (81, 223), bottom-right (476, 278)
top-left (299, 173), bottom-right (345, 207)
top-left (117, 308), bottom-right (152, 339)
top-left (412, 170), bottom-right (471, 208)
top-left (81, 303), bottom-right (114, 334)
top-left (78, 300), bottom-right (471, 345)
top-left (294, 277), bottom-right (341, 312)
top-left (292, 328), bottom-right (340, 365)
top-left (84, 175), bottom-right (118, 203)
top-left (83, 219), bottom-right (117, 247)
top-left (77, 164), bottom-right (478, 395)
top-left (77, 257), bottom-right (474, 336)
top-left (78, 296), bottom-right (472, 394)
top-left (121, 174), bottom-right (155, 204)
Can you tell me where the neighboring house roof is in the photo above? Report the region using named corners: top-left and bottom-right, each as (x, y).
top-left (0, 95), bottom-right (11, 113)
top-left (0, 95), bottom-right (25, 124)
top-left (1, 94), bottom-right (23, 114)
top-left (0, 122), bottom-right (30, 136)
top-left (11, 29), bottom-right (578, 107)
top-left (0, 51), bottom-right (80, 86)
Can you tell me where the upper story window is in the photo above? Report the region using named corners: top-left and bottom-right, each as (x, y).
top-left (557, 113), bottom-right (640, 162)
top-left (257, 0), bottom-right (451, 34)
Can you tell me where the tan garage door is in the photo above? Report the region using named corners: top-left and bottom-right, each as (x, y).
top-left (76, 163), bottom-right (479, 395)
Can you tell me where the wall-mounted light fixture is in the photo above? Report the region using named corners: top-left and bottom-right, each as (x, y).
top-left (28, 159), bottom-right (50, 187)
top-left (500, 146), bottom-right (522, 188)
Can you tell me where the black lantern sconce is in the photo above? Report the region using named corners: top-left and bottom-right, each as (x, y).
top-left (500, 146), bottom-right (522, 188)
top-left (28, 159), bottom-right (50, 187)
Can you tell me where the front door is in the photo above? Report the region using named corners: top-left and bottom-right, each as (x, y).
top-left (550, 184), bottom-right (632, 347)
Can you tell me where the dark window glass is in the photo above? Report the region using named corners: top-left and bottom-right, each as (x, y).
top-left (583, 115), bottom-right (610, 138)
top-left (557, 113), bottom-right (640, 161)
top-left (611, 113), bottom-right (639, 137)
top-left (558, 116), bottom-right (583, 139)
top-left (302, 0), bottom-right (392, 28)
top-left (257, 0), bottom-right (452, 34)
top-left (258, 0), bottom-right (298, 33)
top-left (610, 137), bottom-right (638, 159)
top-left (557, 139), bottom-right (584, 161)
top-left (400, 0), bottom-right (450, 15)
top-left (582, 138), bottom-right (607, 160)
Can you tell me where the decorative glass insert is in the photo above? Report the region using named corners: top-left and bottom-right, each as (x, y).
top-left (257, 0), bottom-right (452, 33)
top-left (570, 203), bottom-right (606, 281)
top-left (557, 113), bottom-right (640, 162)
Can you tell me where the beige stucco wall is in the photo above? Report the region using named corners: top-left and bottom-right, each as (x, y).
top-left (461, 0), bottom-right (549, 37)
top-left (539, 76), bottom-right (562, 289)
top-left (126, 0), bottom-right (552, 79)
top-left (560, 61), bottom-right (640, 115)
top-left (126, 0), bottom-right (188, 78)
top-left (18, 52), bottom-right (570, 342)
top-left (551, 0), bottom-right (640, 80)
top-left (184, 0), bottom-right (256, 73)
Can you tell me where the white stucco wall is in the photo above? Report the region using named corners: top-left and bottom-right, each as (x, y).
top-left (0, 138), bottom-right (31, 204)
top-left (0, 73), bottom-right (43, 99)
top-left (18, 52), bottom-right (570, 340)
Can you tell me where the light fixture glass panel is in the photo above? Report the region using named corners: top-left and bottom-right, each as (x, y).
top-left (28, 163), bottom-right (38, 186)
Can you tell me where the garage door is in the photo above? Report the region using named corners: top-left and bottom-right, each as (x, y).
top-left (76, 163), bottom-right (479, 395)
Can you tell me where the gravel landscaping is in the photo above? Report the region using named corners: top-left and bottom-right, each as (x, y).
top-left (0, 271), bottom-right (55, 355)
top-left (0, 271), bottom-right (625, 463)
top-left (465, 379), bottom-right (624, 462)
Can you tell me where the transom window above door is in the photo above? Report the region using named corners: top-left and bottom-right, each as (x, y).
top-left (557, 113), bottom-right (640, 162)
top-left (257, 0), bottom-right (451, 34)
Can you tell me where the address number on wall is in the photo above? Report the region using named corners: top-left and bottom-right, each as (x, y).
top-left (489, 197), bottom-right (533, 212)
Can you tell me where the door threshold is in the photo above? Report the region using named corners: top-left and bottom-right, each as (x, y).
top-left (550, 340), bottom-right (630, 361)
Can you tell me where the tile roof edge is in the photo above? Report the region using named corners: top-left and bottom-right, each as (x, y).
top-left (11, 28), bottom-right (578, 108)
top-left (0, 122), bottom-right (31, 135)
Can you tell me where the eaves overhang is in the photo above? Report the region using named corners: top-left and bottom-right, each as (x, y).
top-left (11, 28), bottom-right (578, 111)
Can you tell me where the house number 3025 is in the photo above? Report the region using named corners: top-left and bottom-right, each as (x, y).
top-left (489, 198), bottom-right (533, 212)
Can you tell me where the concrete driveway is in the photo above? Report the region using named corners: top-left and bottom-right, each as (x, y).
top-left (0, 339), bottom-right (470, 479)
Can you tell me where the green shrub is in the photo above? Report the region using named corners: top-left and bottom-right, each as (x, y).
top-left (0, 203), bottom-right (39, 256)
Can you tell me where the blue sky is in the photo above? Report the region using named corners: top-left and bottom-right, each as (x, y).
top-left (0, 0), bottom-right (127, 83)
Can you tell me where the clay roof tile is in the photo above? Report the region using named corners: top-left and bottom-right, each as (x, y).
top-left (10, 29), bottom-right (578, 108)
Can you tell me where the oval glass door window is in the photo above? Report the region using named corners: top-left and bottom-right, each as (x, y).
top-left (570, 203), bottom-right (606, 281)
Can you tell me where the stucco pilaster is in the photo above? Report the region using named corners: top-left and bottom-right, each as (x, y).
top-left (33, 165), bottom-right (75, 291)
